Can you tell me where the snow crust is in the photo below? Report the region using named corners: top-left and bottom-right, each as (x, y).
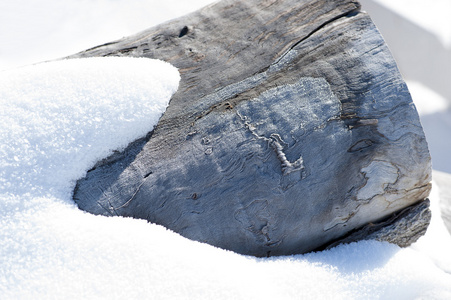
top-left (1, 56), bottom-right (451, 300)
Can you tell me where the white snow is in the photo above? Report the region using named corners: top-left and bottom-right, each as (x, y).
top-left (0, 57), bottom-right (179, 198)
top-left (0, 57), bottom-right (181, 299)
top-left (2, 0), bottom-right (451, 299)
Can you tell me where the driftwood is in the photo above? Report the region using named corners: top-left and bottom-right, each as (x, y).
top-left (71, 0), bottom-right (432, 256)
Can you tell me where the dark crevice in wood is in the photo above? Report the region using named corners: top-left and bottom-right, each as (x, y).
top-left (273, 5), bottom-right (361, 66)
top-left (83, 41), bottom-right (120, 52)
top-left (179, 26), bottom-right (189, 38)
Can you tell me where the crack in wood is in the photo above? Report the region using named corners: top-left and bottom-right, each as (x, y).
top-left (236, 110), bottom-right (305, 176)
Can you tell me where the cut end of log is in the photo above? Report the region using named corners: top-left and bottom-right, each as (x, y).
top-left (323, 198), bottom-right (432, 251)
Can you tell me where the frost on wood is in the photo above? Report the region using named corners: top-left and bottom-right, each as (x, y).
top-left (71, 0), bottom-right (432, 256)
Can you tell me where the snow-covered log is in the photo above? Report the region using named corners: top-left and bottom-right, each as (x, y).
top-left (71, 0), bottom-right (432, 256)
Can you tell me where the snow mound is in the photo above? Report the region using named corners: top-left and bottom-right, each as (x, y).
top-left (0, 57), bottom-right (179, 198)
top-left (1, 57), bottom-right (451, 299)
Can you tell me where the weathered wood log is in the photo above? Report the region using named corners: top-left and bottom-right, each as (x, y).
top-left (70, 0), bottom-right (432, 256)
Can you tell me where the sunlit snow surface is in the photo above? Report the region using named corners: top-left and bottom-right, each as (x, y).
top-left (1, 58), bottom-right (451, 299)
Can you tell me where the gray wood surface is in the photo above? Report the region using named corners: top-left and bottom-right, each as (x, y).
top-left (71, 0), bottom-right (432, 256)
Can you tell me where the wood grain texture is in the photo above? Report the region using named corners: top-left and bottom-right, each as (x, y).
top-left (71, 0), bottom-right (432, 256)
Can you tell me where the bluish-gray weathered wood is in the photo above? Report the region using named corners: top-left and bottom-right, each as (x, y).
top-left (71, 0), bottom-right (432, 256)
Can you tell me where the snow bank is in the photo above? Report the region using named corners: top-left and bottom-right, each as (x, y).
top-left (1, 56), bottom-right (451, 299)
top-left (0, 57), bottom-right (179, 198)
